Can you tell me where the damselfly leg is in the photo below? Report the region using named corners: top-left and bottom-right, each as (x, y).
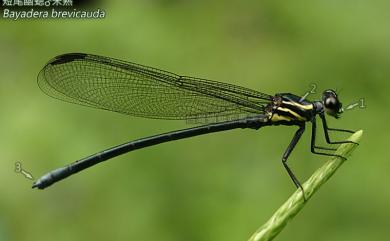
top-left (311, 117), bottom-right (347, 160)
top-left (282, 124), bottom-right (306, 197)
top-left (319, 114), bottom-right (358, 145)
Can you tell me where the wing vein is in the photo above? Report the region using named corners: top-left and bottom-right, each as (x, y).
top-left (37, 53), bottom-right (272, 120)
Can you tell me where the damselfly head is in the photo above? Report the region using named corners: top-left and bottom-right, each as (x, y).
top-left (322, 89), bottom-right (342, 118)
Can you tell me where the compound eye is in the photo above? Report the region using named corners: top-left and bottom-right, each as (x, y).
top-left (325, 96), bottom-right (337, 108)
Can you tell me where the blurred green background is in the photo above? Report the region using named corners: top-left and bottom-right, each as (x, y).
top-left (1, 1), bottom-right (389, 241)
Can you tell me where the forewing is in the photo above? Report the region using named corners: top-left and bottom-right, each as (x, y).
top-left (38, 53), bottom-right (272, 120)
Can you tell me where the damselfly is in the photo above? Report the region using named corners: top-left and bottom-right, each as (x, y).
top-left (32, 53), bottom-right (357, 195)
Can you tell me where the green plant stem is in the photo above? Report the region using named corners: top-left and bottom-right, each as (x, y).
top-left (247, 130), bottom-right (363, 241)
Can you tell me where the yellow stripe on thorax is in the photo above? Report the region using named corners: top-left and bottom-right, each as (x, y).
top-left (273, 106), bottom-right (307, 121)
top-left (282, 100), bottom-right (313, 110)
top-left (271, 113), bottom-right (293, 122)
